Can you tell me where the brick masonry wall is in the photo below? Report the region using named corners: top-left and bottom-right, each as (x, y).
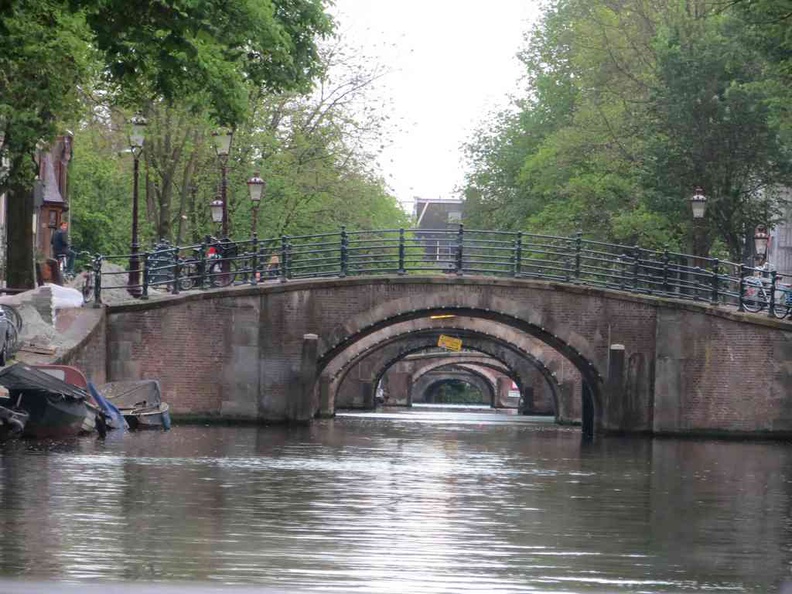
top-left (654, 309), bottom-right (792, 434)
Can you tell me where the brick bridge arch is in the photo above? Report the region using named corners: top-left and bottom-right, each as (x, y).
top-left (325, 326), bottom-right (566, 423)
top-left (100, 275), bottom-right (792, 437)
top-left (374, 352), bottom-right (558, 414)
top-left (413, 366), bottom-right (497, 405)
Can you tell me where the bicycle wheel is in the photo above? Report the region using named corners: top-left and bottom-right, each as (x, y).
top-left (742, 285), bottom-right (766, 313)
top-left (179, 262), bottom-right (198, 291)
top-left (0, 305), bottom-right (22, 333)
top-left (771, 288), bottom-right (791, 319)
top-left (82, 272), bottom-right (94, 303)
top-left (5, 323), bottom-right (19, 355)
top-left (209, 259), bottom-right (238, 288)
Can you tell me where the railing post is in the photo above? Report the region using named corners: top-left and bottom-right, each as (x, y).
top-left (250, 234), bottom-right (258, 286)
top-left (141, 252), bottom-right (150, 300)
top-left (340, 226), bottom-right (348, 278)
top-left (398, 228), bottom-right (406, 275)
top-left (93, 254), bottom-right (102, 307)
top-left (710, 258), bottom-right (720, 304)
top-left (662, 247), bottom-right (670, 295)
top-left (632, 246), bottom-right (640, 291)
top-left (455, 223), bottom-right (464, 276)
top-left (574, 231), bottom-right (582, 282)
top-left (514, 232), bottom-right (523, 277)
top-left (172, 247), bottom-right (181, 295)
top-left (200, 236), bottom-right (209, 289)
top-left (768, 270), bottom-right (778, 318)
top-left (280, 235), bottom-right (289, 283)
top-left (738, 265), bottom-right (747, 312)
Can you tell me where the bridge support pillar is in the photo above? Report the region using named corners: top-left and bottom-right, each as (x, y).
top-left (361, 381), bottom-right (376, 410)
top-left (495, 376), bottom-right (512, 408)
top-left (518, 386), bottom-right (534, 415)
top-left (604, 344), bottom-right (626, 431)
top-left (290, 334), bottom-right (318, 422)
top-left (317, 375), bottom-right (333, 418)
top-left (382, 371), bottom-right (411, 406)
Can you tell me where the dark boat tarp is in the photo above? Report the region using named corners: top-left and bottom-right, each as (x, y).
top-left (0, 364), bottom-right (88, 401)
top-left (0, 364), bottom-right (88, 438)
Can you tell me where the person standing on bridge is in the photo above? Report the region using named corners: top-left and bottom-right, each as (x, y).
top-left (267, 253), bottom-right (280, 279)
top-left (51, 221), bottom-right (76, 275)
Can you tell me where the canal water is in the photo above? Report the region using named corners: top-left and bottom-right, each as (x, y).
top-left (0, 408), bottom-right (790, 593)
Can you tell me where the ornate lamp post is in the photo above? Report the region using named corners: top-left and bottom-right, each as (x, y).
top-left (211, 129), bottom-right (233, 238)
top-left (689, 186), bottom-right (707, 262)
top-left (247, 172), bottom-right (265, 237)
top-left (127, 115), bottom-right (147, 297)
top-left (754, 224), bottom-right (770, 267)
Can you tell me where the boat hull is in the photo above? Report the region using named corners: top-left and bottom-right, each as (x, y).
top-left (125, 403), bottom-right (171, 430)
top-left (17, 393), bottom-right (87, 438)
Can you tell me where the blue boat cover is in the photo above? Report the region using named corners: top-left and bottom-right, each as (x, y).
top-left (88, 382), bottom-right (127, 431)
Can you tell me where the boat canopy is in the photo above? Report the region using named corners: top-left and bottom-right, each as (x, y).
top-left (0, 364), bottom-right (88, 401)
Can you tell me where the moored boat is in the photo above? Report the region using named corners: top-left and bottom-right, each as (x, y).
top-left (0, 364), bottom-right (89, 438)
top-left (100, 380), bottom-right (171, 430)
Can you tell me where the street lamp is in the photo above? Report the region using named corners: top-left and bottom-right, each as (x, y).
top-left (210, 198), bottom-right (224, 226)
top-left (754, 224), bottom-right (770, 263)
top-left (689, 186), bottom-right (707, 260)
top-left (247, 171), bottom-right (265, 237)
top-left (127, 114), bottom-right (147, 297)
top-left (211, 128), bottom-right (233, 238)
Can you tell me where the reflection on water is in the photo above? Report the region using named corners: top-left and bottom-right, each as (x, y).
top-left (0, 408), bottom-right (791, 592)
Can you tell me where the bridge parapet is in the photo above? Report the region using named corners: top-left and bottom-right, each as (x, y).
top-left (89, 227), bottom-right (792, 321)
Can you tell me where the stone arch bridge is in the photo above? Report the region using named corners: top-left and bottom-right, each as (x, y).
top-left (68, 275), bottom-right (792, 437)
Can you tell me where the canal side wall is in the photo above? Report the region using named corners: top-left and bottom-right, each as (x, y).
top-left (653, 308), bottom-right (792, 435)
top-left (92, 276), bottom-right (792, 435)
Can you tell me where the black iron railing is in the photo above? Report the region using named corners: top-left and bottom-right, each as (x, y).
top-left (88, 226), bottom-right (792, 319)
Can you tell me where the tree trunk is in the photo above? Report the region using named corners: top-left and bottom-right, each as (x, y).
top-left (6, 180), bottom-right (36, 289)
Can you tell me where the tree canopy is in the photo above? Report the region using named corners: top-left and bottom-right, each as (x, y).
top-left (0, 0), bottom-right (333, 287)
top-left (462, 0), bottom-right (792, 261)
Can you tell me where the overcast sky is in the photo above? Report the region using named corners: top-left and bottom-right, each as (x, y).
top-left (330, 1), bottom-right (541, 214)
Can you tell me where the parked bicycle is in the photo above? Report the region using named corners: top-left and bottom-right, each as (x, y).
top-left (0, 305), bottom-right (22, 366)
top-left (147, 239), bottom-right (179, 291)
top-left (177, 237), bottom-right (239, 290)
top-left (742, 275), bottom-right (792, 318)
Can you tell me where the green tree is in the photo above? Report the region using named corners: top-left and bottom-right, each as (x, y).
top-left (1, 0), bottom-right (332, 288)
top-left (462, 0), bottom-right (792, 259)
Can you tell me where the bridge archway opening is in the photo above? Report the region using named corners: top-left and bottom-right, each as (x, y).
top-left (394, 355), bottom-right (519, 410)
top-left (317, 307), bottom-right (600, 433)
top-left (422, 378), bottom-right (490, 406)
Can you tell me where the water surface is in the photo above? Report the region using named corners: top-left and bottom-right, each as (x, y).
top-left (0, 408), bottom-right (790, 592)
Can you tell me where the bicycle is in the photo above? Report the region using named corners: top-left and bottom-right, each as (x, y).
top-left (0, 305), bottom-right (21, 366)
top-left (81, 261), bottom-right (95, 303)
top-left (56, 253), bottom-right (75, 281)
top-left (742, 275), bottom-right (791, 319)
top-left (177, 238), bottom-right (238, 290)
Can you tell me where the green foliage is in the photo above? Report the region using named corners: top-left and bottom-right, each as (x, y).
top-left (1, 0), bottom-right (333, 286)
top-left (64, 33), bottom-right (407, 254)
top-left (429, 380), bottom-right (486, 405)
top-left (462, 0), bottom-right (792, 261)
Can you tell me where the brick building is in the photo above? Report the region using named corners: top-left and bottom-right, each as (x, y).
top-left (413, 197), bottom-right (464, 266)
top-left (0, 133), bottom-right (72, 286)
